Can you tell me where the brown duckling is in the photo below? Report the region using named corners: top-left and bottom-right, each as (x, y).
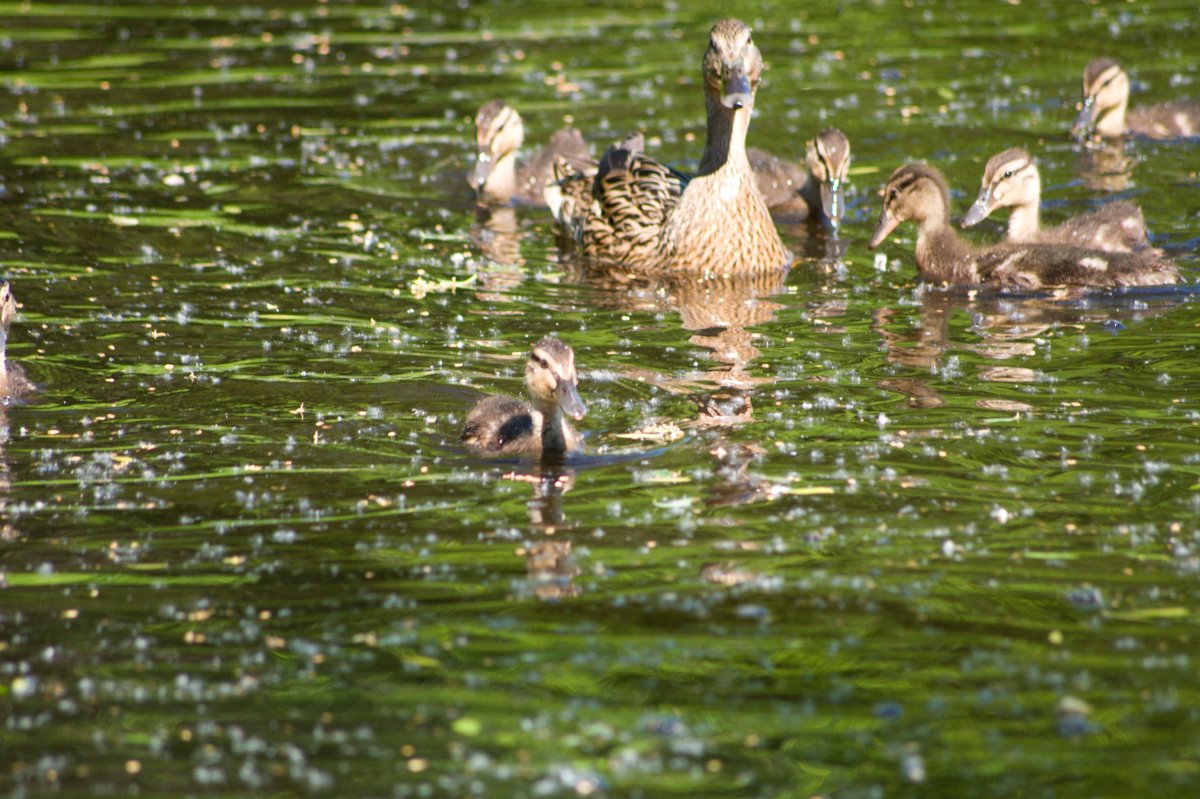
top-left (547, 19), bottom-right (791, 274)
top-left (461, 337), bottom-right (587, 457)
top-left (962, 147), bottom-right (1153, 253)
top-left (868, 163), bottom-right (1179, 290)
top-left (747, 127), bottom-right (851, 228)
top-left (469, 100), bottom-right (591, 205)
top-left (0, 280), bottom-right (32, 402)
top-left (1072, 58), bottom-right (1200, 141)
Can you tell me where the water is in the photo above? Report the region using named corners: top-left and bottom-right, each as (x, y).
top-left (2, 1), bottom-right (1199, 797)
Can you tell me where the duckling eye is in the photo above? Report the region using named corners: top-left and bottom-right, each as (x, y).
top-left (888, 188), bottom-right (898, 200)
top-left (533, 356), bottom-right (549, 369)
top-left (1002, 170), bottom-right (1012, 179)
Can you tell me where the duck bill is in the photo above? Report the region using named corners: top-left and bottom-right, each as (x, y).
top-left (820, 178), bottom-right (844, 229)
top-left (720, 66), bottom-right (753, 110)
top-left (961, 187), bottom-right (993, 228)
top-left (555, 379), bottom-right (587, 421)
top-left (468, 153), bottom-right (493, 192)
top-left (1071, 96), bottom-right (1096, 140)
top-left (867, 210), bottom-right (899, 249)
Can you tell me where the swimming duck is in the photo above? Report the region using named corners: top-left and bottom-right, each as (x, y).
top-left (547, 19), bottom-right (791, 274)
top-left (461, 336), bottom-right (587, 457)
top-left (868, 163), bottom-right (1179, 290)
top-left (469, 100), bottom-right (591, 205)
top-left (962, 147), bottom-right (1153, 253)
top-left (747, 127), bottom-right (851, 228)
top-left (0, 280), bottom-right (32, 401)
top-left (1072, 58), bottom-right (1200, 141)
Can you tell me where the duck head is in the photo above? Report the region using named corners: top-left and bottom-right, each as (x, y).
top-left (868, 163), bottom-right (952, 248)
top-left (806, 127), bottom-right (851, 229)
top-left (525, 336), bottom-right (586, 421)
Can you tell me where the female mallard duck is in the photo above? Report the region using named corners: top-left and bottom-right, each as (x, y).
top-left (548, 19), bottom-right (791, 275)
top-left (961, 147), bottom-right (1153, 253)
top-left (868, 163), bottom-right (1179, 290)
top-left (469, 100), bottom-right (591, 205)
top-left (1072, 58), bottom-right (1200, 141)
top-left (461, 336), bottom-right (587, 457)
top-left (0, 280), bottom-right (32, 402)
top-left (747, 127), bottom-right (851, 228)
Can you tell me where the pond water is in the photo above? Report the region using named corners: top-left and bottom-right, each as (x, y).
top-left (2, 1), bottom-right (1200, 797)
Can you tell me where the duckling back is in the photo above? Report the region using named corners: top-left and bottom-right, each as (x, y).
top-left (461, 395), bottom-right (543, 455)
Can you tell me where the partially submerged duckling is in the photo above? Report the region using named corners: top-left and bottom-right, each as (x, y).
top-left (547, 19), bottom-right (791, 274)
top-left (748, 127), bottom-right (851, 228)
top-left (962, 147), bottom-right (1153, 253)
top-left (469, 100), bottom-right (591, 205)
top-left (461, 337), bottom-right (587, 457)
top-left (1072, 58), bottom-right (1200, 141)
top-left (0, 280), bottom-right (32, 401)
top-left (869, 163), bottom-right (1179, 290)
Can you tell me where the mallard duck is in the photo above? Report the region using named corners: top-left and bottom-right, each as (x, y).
top-left (0, 280), bottom-right (32, 401)
top-left (961, 147), bottom-right (1153, 253)
top-left (1072, 58), bottom-right (1200, 141)
top-left (868, 163), bottom-right (1179, 290)
top-left (461, 336), bottom-right (587, 457)
top-left (469, 100), bottom-right (591, 205)
top-left (747, 127), bottom-right (851, 227)
top-left (547, 19), bottom-right (791, 274)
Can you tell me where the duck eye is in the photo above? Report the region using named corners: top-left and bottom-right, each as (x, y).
top-left (888, 188), bottom-right (898, 200)
top-left (1102, 78), bottom-right (1113, 87)
top-left (1002, 170), bottom-right (1012, 179)
top-left (533, 355), bottom-right (549, 369)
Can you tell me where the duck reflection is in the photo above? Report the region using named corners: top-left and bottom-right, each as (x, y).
top-left (506, 467), bottom-right (581, 601)
top-left (1076, 139), bottom-right (1135, 193)
top-left (871, 287), bottom-right (1185, 409)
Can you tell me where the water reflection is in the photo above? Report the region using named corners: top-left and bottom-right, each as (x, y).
top-left (872, 287), bottom-right (1190, 408)
top-left (1076, 140), bottom-right (1135, 192)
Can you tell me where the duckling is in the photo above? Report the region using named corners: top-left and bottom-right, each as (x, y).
top-left (0, 280), bottom-right (32, 401)
top-left (1072, 58), bottom-right (1200, 141)
top-left (548, 19), bottom-right (791, 274)
top-left (461, 337), bottom-right (587, 457)
top-left (747, 127), bottom-right (851, 228)
top-left (469, 100), bottom-right (591, 205)
top-left (868, 163), bottom-right (1179, 290)
top-left (962, 147), bottom-right (1153, 253)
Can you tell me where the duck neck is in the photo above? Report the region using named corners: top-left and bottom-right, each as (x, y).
top-left (0, 328), bottom-right (8, 376)
top-left (533, 398), bottom-right (569, 454)
top-left (1007, 199), bottom-right (1040, 241)
top-left (482, 150), bottom-right (518, 203)
top-left (698, 92), bottom-right (752, 176)
top-left (1096, 96), bottom-right (1128, 138)
top-left (916, 214), bottom-right (978, 285)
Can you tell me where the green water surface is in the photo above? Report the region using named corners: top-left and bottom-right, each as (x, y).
top-left (1, 1), bottom-right (1199, 797)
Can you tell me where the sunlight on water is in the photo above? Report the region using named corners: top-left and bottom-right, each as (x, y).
top-left (1, 1), bottom-right (1199, 797)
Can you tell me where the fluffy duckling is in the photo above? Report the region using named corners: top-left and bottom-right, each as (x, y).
top-left (962, 147), bottom-right (1153, 253)
top-left (748, 127), bottom-right (851, 228)
top-left (548, 19), bottom-right (791, 274)
top-left (0, 281), bottom-right (32, 401)
top-left (469, 100), bottom-right (591, 205)
top-left (868, 163), bottom-right (1179, 290)
top-left (461, 337), bottom-right (587, 457)
top-left (1072, 58), bottom-right (1200, 141)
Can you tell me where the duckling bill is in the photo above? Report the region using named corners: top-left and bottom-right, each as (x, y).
top-left (868, 163), bottom-right (1179, 290)
top-left (461, 337), bottom-right (587, 458)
